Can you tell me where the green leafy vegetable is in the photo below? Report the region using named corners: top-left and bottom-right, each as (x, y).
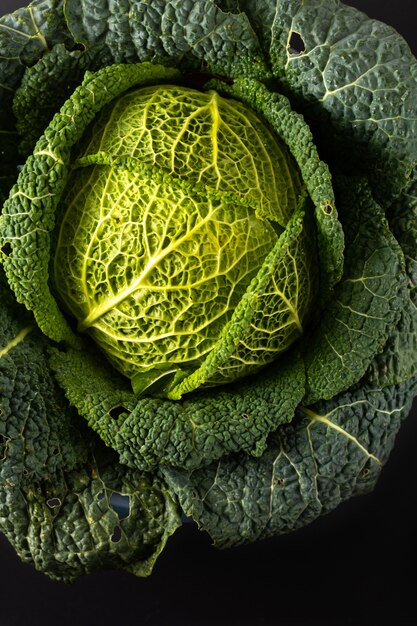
top-left (0, 0), bottom-right (416, 581)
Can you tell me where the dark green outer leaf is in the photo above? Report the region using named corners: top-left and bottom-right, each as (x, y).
top-left (16, 456), bottom-right (180, 582)
top-left (388, 174), bottom-right (417, 302)
top-left (0, 0), bottom-right (73, 201)
top-left (304, 176), bottom-right (407, 404)
top-left (13, 43), bottom-right (99, 157)
top-left (63, 0), bottom-right (268, 79)
top-left (163, 376), bottom-right (417, 547)
top-left (0, 267), bottom-right (180, 581)
top-left (49, 345), bottom-right (305, 471)
top-left (0, 268), bottom-right (85, 486)
top-left (229, 0), bottom-right (417, 207)
top-left (367, 174), bottom-right (417, 386)
top-left (366, 295), bottom-right (417, 388)
top-left (0, 0), bottom-right (71, 126)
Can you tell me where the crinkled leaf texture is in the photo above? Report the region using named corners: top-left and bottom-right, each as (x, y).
top-left (226, 0), bottom-right (417, 203)
top-left (0, 0), bottom-right (416, 582)
top-left (162, 375), bottom-right (417, 546)
top-left (53, 83), bottom-right (309, 394)
top-left (0, 268), bottom-right (180, 582)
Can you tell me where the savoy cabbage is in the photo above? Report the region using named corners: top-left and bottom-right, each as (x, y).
top-left (0, 0), bottom-right (416, 581)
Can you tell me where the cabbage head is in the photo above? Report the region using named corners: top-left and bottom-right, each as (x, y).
top-left (53, 82), bottom-right (315, 399)
top-left (0, 0), bottom-right (416, 582)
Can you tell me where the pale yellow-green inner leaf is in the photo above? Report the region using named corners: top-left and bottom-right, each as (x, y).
top-left (54, 84), bottom-right (307, 388)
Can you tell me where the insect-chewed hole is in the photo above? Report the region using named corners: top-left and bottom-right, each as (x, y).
top-left (109, 405), bottom-right (128, 420)
top-left (109, 492), bottom-right (130, 521)
top-left (111, 525), bottom-right (122, 543)
top-left (1, 242), bottom-right (12, 257)
top-left (288, 31), bottom-right (306, 54)
top-left (322, 204), bottom-right (333, 216)
top-left (47, 497), bottom-right (61, 508)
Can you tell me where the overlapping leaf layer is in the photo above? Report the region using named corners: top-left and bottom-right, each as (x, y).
top-left (0, 0), bottom-right (416, 581)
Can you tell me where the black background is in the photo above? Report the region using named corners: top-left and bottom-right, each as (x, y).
top-left (0, 1), bottom-right (416, 625)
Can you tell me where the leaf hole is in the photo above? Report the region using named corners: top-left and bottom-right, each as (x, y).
top-left (109, 405), bottom-right (127, 420)
top-left (52, 448), bottom-right (60, 456)
top-left (22, 468), bottom-right (28, 476)
top-left (1, 243), bottom-right (12, 257)
top-left (111, 525), bottom-right (122, 543)
top-left (109, 492), bottom-right (130, 521)
top-left (322, 204), bottom-right (333, 216)
top-left (288, 31), bottom-right (305, 55)
top-left (97, 490), bottom-right (105, 501)
top-left (47, 497), bottom-right (61, 508)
